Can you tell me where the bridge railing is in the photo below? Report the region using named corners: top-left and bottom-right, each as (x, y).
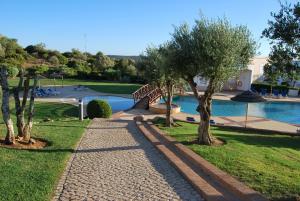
top-left (147, 88), bottom-right (163, 105)
top-left (132, 84), bottom-right (155, 103)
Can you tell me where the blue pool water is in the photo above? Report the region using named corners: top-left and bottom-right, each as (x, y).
top-left (173, 96), bottom-right (300, 125)
top-left (82, 96), bottom-right (134, 112)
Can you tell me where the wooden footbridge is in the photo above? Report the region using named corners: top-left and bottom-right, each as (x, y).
top-left (132, 84), bottom-right (162, 109)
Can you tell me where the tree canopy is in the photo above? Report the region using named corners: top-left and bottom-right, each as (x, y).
top-left (263, 2), bottom-right (300, 86)
top-left (0, 34), bottom-right (143, 82)
top-left (0, 36), bottom-right (27, 67)
top-left (171, 17), bottom-right (256, 145)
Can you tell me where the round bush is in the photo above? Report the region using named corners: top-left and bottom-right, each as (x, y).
top-left (86, 100), bottom-right (112, 119)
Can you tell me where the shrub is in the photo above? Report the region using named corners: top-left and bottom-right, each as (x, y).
top-left (86, 100), bottom-right (112, 119)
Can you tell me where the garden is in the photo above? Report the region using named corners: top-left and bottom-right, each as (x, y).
top-left (0, 102), bottom-right (90, 201)
top-left (0, 1), bottom-right (299, 200)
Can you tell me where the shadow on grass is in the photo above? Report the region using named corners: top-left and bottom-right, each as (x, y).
top-left (157, 119), bottom-right (300, 150)
top-left (86, 84), bottom-right (140, 94)
top-left (212, 127), bottom-right (300, 150)
top-left (272, 197), bottom-right (300, 201)
top-left (171, 129), bottom-right (300, 150)
top-left (26, 148), bottom-right (75, 153)
top-left (61, 106), bottom-right (79, 117)
top-left (37, 124), bottom-right (87, 129)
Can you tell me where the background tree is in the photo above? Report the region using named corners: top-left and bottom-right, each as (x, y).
top-left (93, 51), bottom-right (115, 72)
top-left (3, 34), bottom-right (144, 83)
top-left (263, 47), bottom-right (287, 94)
top-left (262, 2), bottom-right (300, 87)
top-left (172, 18), bottom-right (256, 145)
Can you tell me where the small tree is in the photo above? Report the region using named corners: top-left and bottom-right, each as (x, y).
top-left (142, 44), bottom-right (180, 127)
top-left (0, 35), bottom-right (27, 144)
top-left (264, 64), bottom-right (280, 94)
top-left (13, 68), bottom-right (27, 137)
top-left (172, 17), bottom-right (256, 145)
top-left (263, 47), bottom-right (287, 94)
top-left (13, 66), bottom-right (44, 141)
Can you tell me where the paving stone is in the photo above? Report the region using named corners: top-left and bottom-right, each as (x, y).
top-left (54, 119), bottom-right (202, 201)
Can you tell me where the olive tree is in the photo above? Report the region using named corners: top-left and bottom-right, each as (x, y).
top-left (142, 44), bottom-right (180, 127)
top-left (0, 36), bottom-right (27, 144)
top-left (13, 66), bottom-right (44, 141)
top-left (172, 18), bottom-right (256, 145)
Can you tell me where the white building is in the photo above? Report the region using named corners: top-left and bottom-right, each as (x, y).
top-left (194, 56), bottom-right (268, 91)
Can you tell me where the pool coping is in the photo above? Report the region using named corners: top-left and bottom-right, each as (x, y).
top-left (173, 115), bottom-right (299, 136)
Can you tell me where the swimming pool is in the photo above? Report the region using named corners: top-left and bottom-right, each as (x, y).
top-left (172, 96), bottom-right (300, 125)
top-left (82, 96), bottom-right (134, 112)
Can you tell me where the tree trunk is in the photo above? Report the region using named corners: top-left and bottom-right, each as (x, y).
top-left (270, 84), bottom-right (273, 96)
top-left (292, 80), bottom-right (296, 88)
top-left (187, 77), bottom-right (214, 145)
top-left (23, 76), bottom-right (38, 141)
top-left (13, 70), bottom-right (29, 138)
top-left (0, 67), bottom-right (15, 144)
top-left (165, 82), bottom-right (174, 127)
top-left (20, 78), bottom-right (30, 135)
top-left (198, 95), bottom-right (213, 145)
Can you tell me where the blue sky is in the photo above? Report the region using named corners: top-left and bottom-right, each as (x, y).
top-left (0, 0), bottom-right (298, 56)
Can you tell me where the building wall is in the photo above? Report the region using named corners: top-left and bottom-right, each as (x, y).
top-left (193, 56), bottom-right (269, 91)
top-left (248, 57), bottom-right (268, 82)
top-left (236, 70), bottom-right (252, 91)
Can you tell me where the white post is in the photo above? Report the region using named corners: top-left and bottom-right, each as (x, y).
top-left (79, 99), bottom-right (84, 121)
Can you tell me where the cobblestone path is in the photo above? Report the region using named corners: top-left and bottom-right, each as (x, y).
top-left (54, 118), bottom-right (202, 201)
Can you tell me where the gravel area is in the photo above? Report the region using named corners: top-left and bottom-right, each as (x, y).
top-left (54, 118), bottom-right (202, 201)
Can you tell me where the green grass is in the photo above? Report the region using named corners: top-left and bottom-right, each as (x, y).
top-left (8, 78), bottom-right (142, 94)
top-left (0, 102), bottom-right (90, 201)
top-left (154, 118), bottom-right (300, 201)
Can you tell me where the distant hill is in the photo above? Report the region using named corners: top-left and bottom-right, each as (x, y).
top-left (108, 55), bottom-right (141, 61)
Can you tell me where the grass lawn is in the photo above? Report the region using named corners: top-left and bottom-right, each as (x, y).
top-left (154, 118), bottom-right (300, 201)
top-left (0, 101), bottom-right (90, 201)
top-left (8, 78), bottom-right (142, 94)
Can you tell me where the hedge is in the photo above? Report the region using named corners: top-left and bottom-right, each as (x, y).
top-left (251, 83), bottom-right (299, 94)
top-left (86, 100), bottom-right (112, 119)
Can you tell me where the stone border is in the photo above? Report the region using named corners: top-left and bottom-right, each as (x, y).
top-left (135, 119), bottom-right (226, 201)
top-left (149, 103), bottom-right (181, 114)
top-left (134, 116), bottom-right (268, 201)
top-left (111, 110), bottom-right (125, 119)
top-left (51, 120), bottom-right (92, 201)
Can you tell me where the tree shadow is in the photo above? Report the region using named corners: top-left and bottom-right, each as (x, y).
top-left (212, 127), bottom-right (300, 150)
top-left (61, 106), bottom-right (78, 117)
top-left (37, 124), bottom-right (87, 129)
top-left (85, 84), bottom-right (140, 94)
top-left (26, 148), bottom-right (74, 153)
